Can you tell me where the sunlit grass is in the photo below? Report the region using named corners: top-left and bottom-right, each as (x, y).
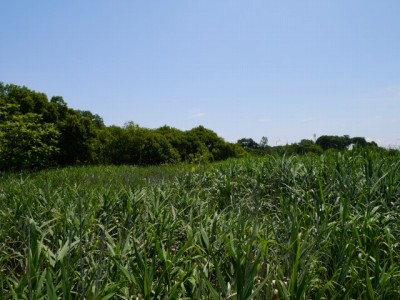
top-left (1, 149), bottom-right (400, 299)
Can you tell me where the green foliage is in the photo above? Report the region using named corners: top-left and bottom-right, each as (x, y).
top-left (57, 110), bottom-right (100, 165)
top-left (0, 82), bottom-right (243, 170)
top-left (1, 149), bottom-right (400, 298)
top-left (131, 129), bottom-right (180, 165)
top-left (296, 139), bottom-right (323, 155)
top-left (316, 135), bottom-right (375, 151)
top-left (0, 82), bottom-right (386, 171)
top-left (188, 126), bottom-right (244, 161)
top-left (99, 125), bottom-right (130, 165)
top-left (0, 113), bottom-right (59, 170)
top-left (156, 125), bottom-right (210, 162)
top-left (316, 135), bottom-right (350, 150)
top-left (259, 136), bottom-right (268, 148)
top-left (238, 138), bottom-right (259, 149)
top-left (0, 83), bottom-right (105, 168)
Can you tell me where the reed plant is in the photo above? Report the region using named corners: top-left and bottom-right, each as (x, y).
top-left (1, 148), bottom-right (399, 299)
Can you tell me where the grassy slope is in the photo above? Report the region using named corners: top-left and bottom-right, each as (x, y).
top-left (1, 150), bottom-right (400, 299)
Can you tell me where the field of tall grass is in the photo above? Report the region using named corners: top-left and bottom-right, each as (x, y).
top-left (1, 149), bottom-right (400, 299)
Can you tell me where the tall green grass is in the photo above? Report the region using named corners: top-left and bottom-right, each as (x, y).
top-left (1, 149), bottom-right (399, 299)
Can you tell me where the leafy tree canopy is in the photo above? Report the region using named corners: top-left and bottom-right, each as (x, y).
top-left (0, 82), bottom-right (383, 170)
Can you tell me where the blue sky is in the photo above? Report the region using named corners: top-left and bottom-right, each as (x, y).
top-left (1, 1), bottom-right (399, 146)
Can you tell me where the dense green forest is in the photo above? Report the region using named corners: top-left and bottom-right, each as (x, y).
top-left (0, 83), bottom-right (246, 170)
top-left (0, 82), bottom-right (391, 171)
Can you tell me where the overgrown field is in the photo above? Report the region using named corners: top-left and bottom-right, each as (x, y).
top-left (1, 150), bottom-right (400, 299)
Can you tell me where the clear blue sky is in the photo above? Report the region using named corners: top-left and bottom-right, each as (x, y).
top-left (1, 1), bottom-right (399, 146)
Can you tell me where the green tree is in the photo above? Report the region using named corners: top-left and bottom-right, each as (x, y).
top-left (237, 138), bottom-right (259, 149)
top-left (188, 126), bottom-right (224, 161)
top-left (57, 110), bottom-right (99, 165)
top-left (260, 136), bottom-right (268, 149)
top-left (100, 125), bottom-right (130, 164)
top-left (351, 137), bottom-right (367, 147)
top-left (0, 113), bottom-right (59, 170)
top-left (212, 141), bottom-right (246, 160)
top-left (137, 131), bottom-right (180, 165)
top-left (296, 139), bottom-right (323, 155)
top-left (0, 82), bottom-right (259, 168)
top-left (316, 135), bottom-right (351, 150)
top-left (156, 125), bottom-right (211, 162)
top-left (79, 110), bottom-right (104, 128)
top-left (49, 96), bottom-right (68, 121)
top-left (259, 136), bottom-right (268, 148)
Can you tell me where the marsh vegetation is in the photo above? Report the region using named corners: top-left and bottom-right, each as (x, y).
top-left (1, 149), bottom-right (400, 299)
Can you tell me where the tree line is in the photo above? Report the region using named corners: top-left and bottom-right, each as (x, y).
top-left (0, 82), bottom-right (387, 171)
top-left (238, 135), bottom-right (378, 155)
top-left (0, 83), bottom-right (246, 170)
